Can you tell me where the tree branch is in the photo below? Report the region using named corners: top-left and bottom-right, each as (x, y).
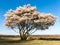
top-left (12, 28), bottom-right (19, 33)
top-left (29, 29), bottom-right (37, 34)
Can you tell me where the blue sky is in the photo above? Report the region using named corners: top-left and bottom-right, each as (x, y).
top-left (0, 0), bottom-right (60, 35)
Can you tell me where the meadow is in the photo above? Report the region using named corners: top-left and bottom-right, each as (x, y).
top-left (0, 35), bottom-right (60, 45)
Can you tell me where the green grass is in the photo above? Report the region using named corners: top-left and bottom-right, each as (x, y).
top-left (0, 37), bottom-right (60, 45)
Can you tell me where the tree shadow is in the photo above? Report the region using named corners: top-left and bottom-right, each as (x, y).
top-left (40, 38), bottom-right (60, 41)
top-left (0, 37), bottom-right (33, 43)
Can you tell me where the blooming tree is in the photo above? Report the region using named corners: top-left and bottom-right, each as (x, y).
top-left (4, 4), bottom-right (56, 40)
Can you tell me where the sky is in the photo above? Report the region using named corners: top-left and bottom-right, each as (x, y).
top-left (0, 0), bottom-right (60, 35)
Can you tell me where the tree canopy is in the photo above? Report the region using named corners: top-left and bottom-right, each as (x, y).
top-left (4, 4), bottom-right (56, 30)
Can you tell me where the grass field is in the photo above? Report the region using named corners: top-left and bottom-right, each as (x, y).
top-left (0, 37), bottom-right (60, 45)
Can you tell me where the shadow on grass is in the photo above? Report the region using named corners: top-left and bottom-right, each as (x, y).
top-left (40, 38), bottom-right (60, 41)
top-left (0, 38), bottom-right (33, 43)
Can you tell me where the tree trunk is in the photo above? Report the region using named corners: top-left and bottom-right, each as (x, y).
top-left (20, 35), bottom-right (27, 40)
top-left (19, 30), bottom-right (29, 40)
top-left (19, 34), bottom-right (28, 40)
